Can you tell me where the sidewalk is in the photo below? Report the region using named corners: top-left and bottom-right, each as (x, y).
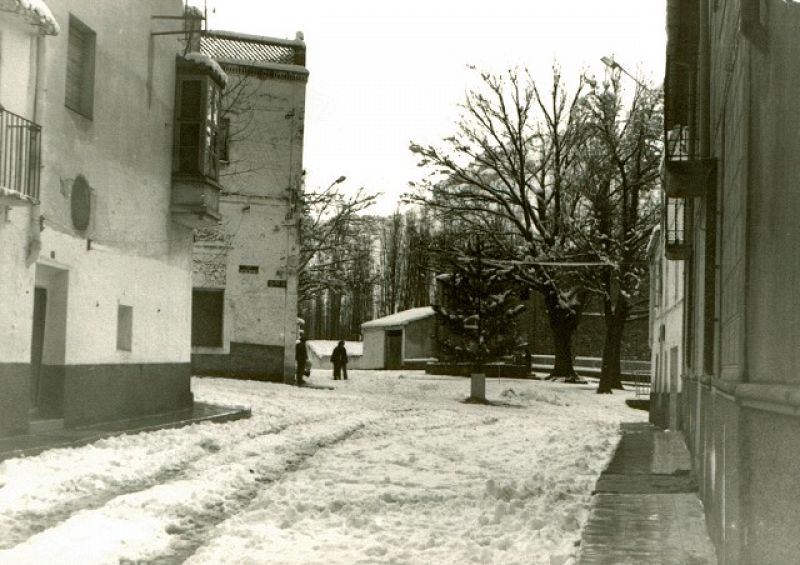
top-left (577, 422), bottom-right (717, 564)
top-left (0, 402), bottom-right (251, 463)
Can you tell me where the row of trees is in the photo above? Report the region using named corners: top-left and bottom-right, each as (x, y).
top-left (297, 64), bottom-right (661, 393)
top-left (408, 66), bottom-right (662, 393)
top-left (298, 202), bottom-right (440, 340)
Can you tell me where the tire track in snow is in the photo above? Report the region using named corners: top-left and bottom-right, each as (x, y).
top-left (0, 413), bottom-right (337, 549)
top-left (132, 420), bottom-right (370, 565)
top-left (0, 415), bottom-right (376, 564)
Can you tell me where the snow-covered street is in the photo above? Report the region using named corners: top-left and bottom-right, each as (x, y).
top-left (0, 371), bottom-right (646, 564)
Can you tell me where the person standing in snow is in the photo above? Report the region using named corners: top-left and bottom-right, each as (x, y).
top-left (295, 335), bottom-right (309, 386)
top-left (331, 340), bottom-right (348, 380)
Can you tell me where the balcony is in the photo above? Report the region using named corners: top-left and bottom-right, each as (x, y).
top-left (170, 173), bottom-right (222, 227)
top-left (664, 125), bottom-right (715, 198)
top-left (664, 197), bottom-right (690, 260)
top-left (170, 54), bottom-right (225, 228)
top-left (0, 107), bottom-right (41, 206)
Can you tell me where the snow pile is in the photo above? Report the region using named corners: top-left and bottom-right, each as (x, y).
top-left (183, 52), bottom-right (228, 88)
top-left (306, 340), bottom-right (363, 357)
top-left (362, 306), bottom-right (434, 328)
top-left (0, 371), bottom-right (645, 564)
top-left (0, 0), bottom-right (59, 35)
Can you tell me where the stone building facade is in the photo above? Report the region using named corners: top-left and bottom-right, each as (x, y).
top-left (664, 0), bottom-right (800, 562)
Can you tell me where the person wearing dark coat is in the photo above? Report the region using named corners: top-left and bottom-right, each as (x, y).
top-left (295, 335), bottom-right (309, 386)
top-left (331, 340), bottom-right (348, 380)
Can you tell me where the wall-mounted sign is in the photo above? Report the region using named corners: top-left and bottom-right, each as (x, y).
top-left (267, 279), bottom-right (287, 288)
top-left (239, 265), bottom-right (259, 274)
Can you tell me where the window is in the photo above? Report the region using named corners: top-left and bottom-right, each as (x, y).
top-left (117, 305), bottom-right (133, 351)
top-left (192, 289), bottom-right (224, 347)
top-left (218, 117), bottom-right (230, 162)
top-left (65, 15), bottom-right (96, 118)
top-left (173, 68), bottom-right (222, 180)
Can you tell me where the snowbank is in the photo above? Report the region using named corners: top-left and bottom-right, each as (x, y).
top-left (0, 371), bottom-right (645, 564)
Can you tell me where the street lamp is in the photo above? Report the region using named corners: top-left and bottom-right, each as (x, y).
top-left (601, 56), bottom-right (649, 89)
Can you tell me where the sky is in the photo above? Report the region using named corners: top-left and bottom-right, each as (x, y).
top-left (190, 0), bottom-right (668, 216)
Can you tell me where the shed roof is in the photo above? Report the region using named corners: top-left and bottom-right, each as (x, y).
top-left (361, 307), bottom-right (435, 329)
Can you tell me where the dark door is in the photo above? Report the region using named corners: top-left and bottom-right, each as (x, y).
top-left (30, 287), bottom-right (47, 407)
top-left (385, 330), bottom-right (403, 369)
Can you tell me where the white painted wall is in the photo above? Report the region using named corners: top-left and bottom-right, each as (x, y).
top-left (361, 328), bottom-right (385, 369)
top-left (0, 14), bottom-right (37, 119)
top-left (0, 13), bottom-right (46, 365)
top-left (0, 207), bottom-right (35, 364)
top-left (193, 59), bottom-right (306, 380)
top-left (31, 0), bottom-right (193, 365)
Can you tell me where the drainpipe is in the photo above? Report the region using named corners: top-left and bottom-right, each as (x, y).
top-left (27, 34), bottom-right (47, 265)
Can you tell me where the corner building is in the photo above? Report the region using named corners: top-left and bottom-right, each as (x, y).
top-left (0, 0), bottom-right (223, 434)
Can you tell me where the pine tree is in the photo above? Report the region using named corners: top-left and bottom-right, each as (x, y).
top-left (433, 237), bottom-right (525, 365)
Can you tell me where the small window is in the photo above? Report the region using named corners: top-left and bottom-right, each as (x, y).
top-left (65, 15), bottom-right (96, 118)
top-left (117, 305), bottom-right (133, 351)
top-left (218, 117), bottom-right (230, 162)
top-left (192, 289), bottom-right (224, 347)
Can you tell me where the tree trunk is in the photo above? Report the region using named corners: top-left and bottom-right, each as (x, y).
top-left (544, 291), bottom-right (582, 381)
top-left (597, 299), bottom-right (627, 393)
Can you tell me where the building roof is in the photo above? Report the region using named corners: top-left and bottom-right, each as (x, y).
top-left (361, 307), bottom-right (435, 329)
top-left (200, 30), bottom-right (304, 66)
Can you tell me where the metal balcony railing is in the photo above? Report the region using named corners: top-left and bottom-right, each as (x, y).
top-left (0, 107), bottom-right (41, 203)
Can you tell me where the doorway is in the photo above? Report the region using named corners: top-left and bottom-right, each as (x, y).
top-left (30, 287), bottom-right (47, 410)
top-left (32, 264), bottom-right (68, 419)
top-left (385, 330), bottom-right (403, 369)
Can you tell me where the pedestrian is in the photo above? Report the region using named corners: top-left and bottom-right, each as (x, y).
top-left (331, 340), bottom-right (348, 381)
top-left (295, 334), bottom-right (309, 386)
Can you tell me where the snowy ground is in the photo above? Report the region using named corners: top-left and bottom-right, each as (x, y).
top-left (0, 370), bottom-right (646, 565)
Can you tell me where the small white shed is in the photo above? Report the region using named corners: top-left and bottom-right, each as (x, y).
top-left (360, 307), bottom-right (436, 369)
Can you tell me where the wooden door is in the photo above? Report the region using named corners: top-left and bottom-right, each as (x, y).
top-left (30, 287), bottom-right (47, 407)
top-left (385, 330), bottom-right (403, 369)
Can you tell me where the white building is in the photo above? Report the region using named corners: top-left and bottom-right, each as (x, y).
top-left (361, 307), bottom-right (436, 369)
top-left (190, 30), bottom-right (307, 383)
top-left (647, 225), bottom-right (684, 430)
top-left (0, 1), bottom-right (222, 435)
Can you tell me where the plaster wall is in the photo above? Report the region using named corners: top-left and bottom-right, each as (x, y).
top-left (0, 14), bottom-right (38, 118)
top-left (0, 0), bottom-right (196, 432)
top-left (192, 66), bottom-right (305, 381)
top-left (650, 232), bottom-right (684, 429)
top-left (746, 0), bottom-right (800, 384)
top-left (33, 0), bottom-right (192, 367)
top-left (361, 328), bottom-right (385, 369)
top-left (403, 317), bottom-right (434, 360)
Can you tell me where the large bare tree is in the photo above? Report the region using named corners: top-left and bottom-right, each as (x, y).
top-left (576, 75), bottom-right (662, 393)
top-left (409, 67), bottom-right (589, 379)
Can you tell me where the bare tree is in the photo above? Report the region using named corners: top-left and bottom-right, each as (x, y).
top-left (409, 67), bottom-right (589, 380)
top-left (577, 76), bottom-right (662, 393)
top-left (298, 178), bottom-right (378, 303)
